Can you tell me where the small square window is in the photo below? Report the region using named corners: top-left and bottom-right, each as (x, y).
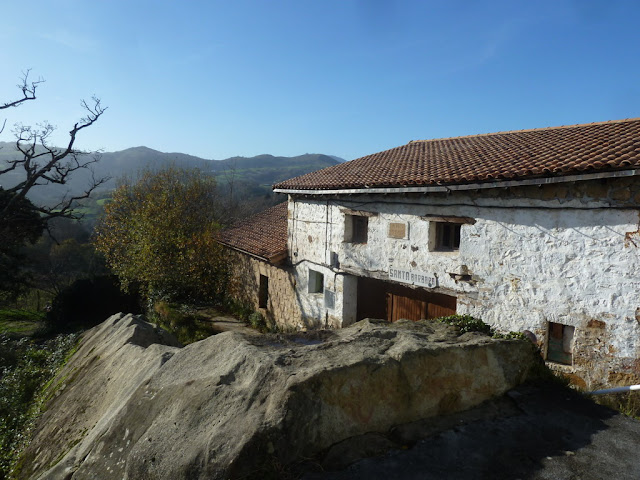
top-left (547, 322), bottom-right (574, 365)
top-left (308, 269), bottom-right (324, 294)
top-left (434, 223), bottom-right (461, 251)
top-left (258, 275), bottom-right (268, 308)
top-left (345, 215), bottom-right (368, 243)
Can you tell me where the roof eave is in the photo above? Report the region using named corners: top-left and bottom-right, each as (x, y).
top-left (219, 241), bottom-right (288, 265)
top-left (273, 168), bottom-right (640, 195)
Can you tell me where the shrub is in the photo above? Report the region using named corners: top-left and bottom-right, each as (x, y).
top-left (46, 275), bottom-right (142, 332)
top-left (150, 302), bottom-right (218, 345)
top-left (248, 312), bottom-right (267, 331)
top-left (436, 314), bottom-right (493, 335)
top-left (0, 333), bottom-right (79, 478)
top-left (594, 392), bottom-right (640, 420)
top-left (221, 297), bottom-right (254, 323)
top-left (492, 331), bottom-right (528, 340)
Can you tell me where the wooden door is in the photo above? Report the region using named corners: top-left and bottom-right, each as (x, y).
top-left (387, 293), bottom-right (427, 322)
top-left (358, 276), bottom-right (457, 323)
top-left (426, 297), bottom-right (456, 318)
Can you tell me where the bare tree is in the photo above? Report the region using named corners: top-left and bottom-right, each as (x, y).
top-left (0, 71), bottom-right (107, 301)
top-left (0, 71), bottom-right (108, 224)
top-left (0, 70), bottom-right (43, 129)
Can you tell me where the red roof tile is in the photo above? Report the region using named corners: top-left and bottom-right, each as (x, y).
top-left (219, 202), bottom-right (288, 262)
top-left (274, 118), bottom-right (640, 191)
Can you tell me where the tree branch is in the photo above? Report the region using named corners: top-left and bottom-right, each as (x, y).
top-left (0, 70), bottom-right (44, 110)
top-left (1, 86), bottom-right (107, 224)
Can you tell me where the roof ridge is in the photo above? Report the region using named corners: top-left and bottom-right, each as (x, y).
top-left (407, 117), bottom-right (640, 145)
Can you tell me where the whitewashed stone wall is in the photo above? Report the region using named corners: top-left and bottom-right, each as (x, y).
top-left (288, 177), bottom-right (640, 388)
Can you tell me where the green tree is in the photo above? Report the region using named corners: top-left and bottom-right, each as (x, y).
top-left (0, 190), bottom-right (44, 301)
top-left (93, 167), bottom-right (228, 303)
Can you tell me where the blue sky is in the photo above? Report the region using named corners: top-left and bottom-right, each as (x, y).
top-left (1, 0), bottom-right (639, 161)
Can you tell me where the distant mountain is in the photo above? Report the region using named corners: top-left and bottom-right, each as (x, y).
top-left (0, 142), bottom-right (341, 211)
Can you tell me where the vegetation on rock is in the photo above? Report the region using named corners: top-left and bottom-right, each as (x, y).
top-left (0, 333), bottom-right (79, 479)
top-left (436, 314), bottom-right (493, 335)
top-left (150, 301), bottom-right (221, 345)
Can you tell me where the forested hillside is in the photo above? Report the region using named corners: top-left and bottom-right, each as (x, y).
top-left (0, 142), bottom-right (343, 213)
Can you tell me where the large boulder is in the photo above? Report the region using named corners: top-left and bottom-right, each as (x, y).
top-left (21, 314), bottom-right (540, 479)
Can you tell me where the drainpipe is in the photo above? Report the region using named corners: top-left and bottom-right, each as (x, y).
top-left (587, 385), bottom-right (640, 395)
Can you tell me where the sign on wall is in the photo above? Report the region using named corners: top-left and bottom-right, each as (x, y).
top-left (388, 222), bottom-right (408, 239)
top-left (388, 266), bottom-right (438, 289)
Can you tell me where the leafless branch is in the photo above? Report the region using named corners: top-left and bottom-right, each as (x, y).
top-left (0, 88), bottom-right (107, 224)
top-left (0, 70), bottom-right (44, 111)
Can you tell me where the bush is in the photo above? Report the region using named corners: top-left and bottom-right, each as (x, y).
top-left (220, 297), bottom-right (254, 323)
top-left (594, 392), bottom-right (640, 420)
top-left (0, 333), bottom-right (79, 478)
top-left (492, 331), bottom-right (528, 340)
top-left (248, 312), bottom-right (267, 331)
top-left (46, 276), bottom-right (142, 332)
top-left (150, 301), bottom-right (219, 345)
top-left (436, 314), bottom-right (493, 335)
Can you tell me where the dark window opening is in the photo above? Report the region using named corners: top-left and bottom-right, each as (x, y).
top-left (346, 215), bottom-right (368, 244)
top-left (547, 322), bottom-right (574, 365)
top-left (435, 223), bottom-right (461, 251)
top-left (309, 269), bottom-right (324, 294)
top-left (258, 275), bottom-right (268, 308)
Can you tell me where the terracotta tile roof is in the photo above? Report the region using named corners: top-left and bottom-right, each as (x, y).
top-left (219, 202), bottom-right (288, 263)
top-left (274, 118), bottom-right (640, 191)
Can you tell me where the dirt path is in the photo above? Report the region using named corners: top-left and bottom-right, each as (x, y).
top-left (194, 308), bottom-right (259, 335)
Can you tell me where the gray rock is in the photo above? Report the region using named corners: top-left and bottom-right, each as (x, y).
top-left (21, 314), bottom-right (539, 480)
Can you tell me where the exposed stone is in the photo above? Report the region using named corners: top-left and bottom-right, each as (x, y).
top-left (582, 181), bottom-right (609, 199)
top-left (226, 250), bottom-right (302, 330)
top-left (610, 187), bottom-right (631, 202)
top-left (21, 314), bottom-right (539, 480)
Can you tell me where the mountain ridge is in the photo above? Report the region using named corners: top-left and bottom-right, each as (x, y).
top-left (0, 141), bottom-right (346, 208)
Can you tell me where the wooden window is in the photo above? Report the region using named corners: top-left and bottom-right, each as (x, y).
top-left (434, 222), bottom-right (461, 251)
top-left (308, 269), bottom-right (324, 294)
top-left (546, 322), bottom-right (574, 365)
top-left (258, 275), bottom-right (268, 308)
top-left (345, 214), bottom-right (368, 244)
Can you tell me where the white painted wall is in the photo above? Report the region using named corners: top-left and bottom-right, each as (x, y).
top-left (287, 186), bottom-right (640, 379)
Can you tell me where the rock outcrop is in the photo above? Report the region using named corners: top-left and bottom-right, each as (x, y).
top-left (21, 313), bottom-right (540, 479)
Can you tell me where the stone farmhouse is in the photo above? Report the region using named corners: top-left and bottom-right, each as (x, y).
top-left (220, 118), bottom-right (640, 389)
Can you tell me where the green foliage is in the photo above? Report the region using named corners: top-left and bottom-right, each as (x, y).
top-left (0, 309), bottom-right (43, 324)
top-left (94, 167), bottom-right (229, 303)
top-left (0, 190), bottom-right (46, 303)
top-left (221, 297), bottom-right (255, 323)
top-left (0, 333), bottom-right (79, 479)
top-left (436, 314), bottom-right (493, 335)
top-left (46, 276), bottom-right (142, 333)
top-left (248, 312), bottom-right (267, 331)
top-left (151, 301), bottom-right (220, 345)
top-left (0, 309), bottom-right (44, 337)
top-left (436, 315), bottom-right (532, 340)
top-left (594, 392), bottom-right (640, 420)
top-left (492, 331), bottom-right (528, 340)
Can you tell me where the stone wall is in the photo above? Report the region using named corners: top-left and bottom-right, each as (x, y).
top-left (226, 250), bottom-right (303, 330)
top-left (288, 176), bottom-right (640, 388)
